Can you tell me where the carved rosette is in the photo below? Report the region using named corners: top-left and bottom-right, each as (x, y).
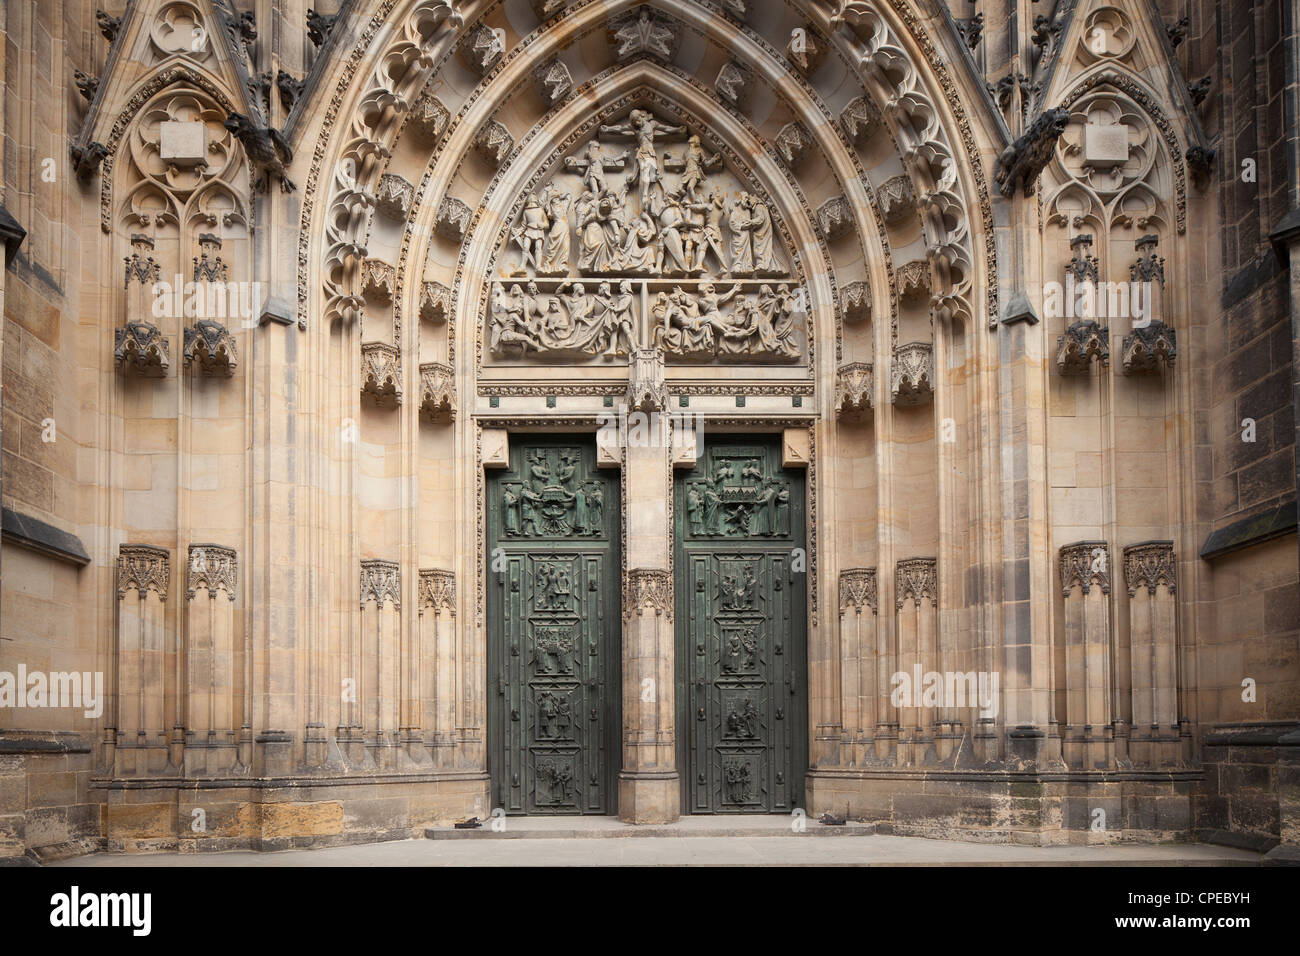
top-left (418, 568), bottom-right (456, 612)
top-left (715, 60), bottom-right (752, 106)
top-left (420, 280), bottom-right (451, 323)
top-left (840, 96), bottom-right (881, 145)
top-left (817, 196), bottom-right (853, 240)
top-left (187, 544), bottom-right (237, 600)
top-left (774, 121), bottom-right (813, 170)
top-left (532, 59), bottom-right (572, 107)
top-left (361, 258), bottom-right (396, 302)
top-left (841, 281), bottom-right (871, 323)
top-left (1123, 542), bottom-right (1176, 596)
top-left (1121, 321), bottom-right (1175, 374)
top-left (834, 362), bottom-right (873, 420)
top-left (895, 558), bottom-right (937, 609)
top-left (420, 361), bottom-right (456, 422)
top-left (890, 342), bottom-right (933, 406)
top-left (1060, 541), bottom-right (1111, 596)
top-left (609, 7), bottom-right (680, 61)
top-left (376, 173), bottom-right (414, 220)
top-left (115, 320), bottom-right (170, 377)
top-left (436, 197), bottom-right (472, 241)
top-left (623, 569), bottom-right (672, 621)
top-left (409, 88), bottom-right (450, 141)
top-left (877, 174), bottom-right (917, 225)
top-left (360, 560), bottom-right (401, 609)
top-left (117, 545), bottom-right (171, 600)
top-left (839, 568), bottom-right (878, 614)
top-left (1056, 320), bottom-right (1110, 375)
top-left (474, 121), bottom-right (514, 168)
top-left (182, 319), bottom-right (238, 377)
top-left (626, 347), bottom-right (667, 413)
top-left (361, 342), bottom-right (403, 407)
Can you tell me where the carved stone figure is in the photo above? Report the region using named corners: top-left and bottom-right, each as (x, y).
top-left (995, 107), bottom-right (1070, 197)
top-left (600, 109), bottom-right (685, 209)
top-left (223, 111), bottom-right (295, 192)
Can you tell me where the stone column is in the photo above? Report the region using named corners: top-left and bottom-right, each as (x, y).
top-left (837, 568), bottom-right (877, 766)
top-left (418, 569), bottom-right (456, 767)
top-left (1059, 542), bottom-right (1115, 769)
top-left (360, 560), bottom-right (400, 768)
top-left (184, 545), bottom-right (238, 775)
top-left (114, 545), bottom-right (171, 776)
top-left (894, 558), bottom-right (937, 765)
top-left (1123, 542), bottom-right (1180, 767)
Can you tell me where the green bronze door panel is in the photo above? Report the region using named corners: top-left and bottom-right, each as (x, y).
top-left (676, 438), bottom-right (807, 814)
top-left (488, 439), bottom-right (620, 815)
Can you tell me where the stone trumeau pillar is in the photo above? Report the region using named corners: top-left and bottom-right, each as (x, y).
top-left (1059, 542), bottom-right (1115, 770)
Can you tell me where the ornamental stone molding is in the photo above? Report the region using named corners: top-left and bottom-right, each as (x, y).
top-left (186, 544), bottom-right (237, 600)
top-left (835, 362), bottom-right (873, 420)
top-left (361, 342), bottom-right (403, 406)
top-left (360, 559), bottom-right (401, 609)
top-left (1056, 320), bottom-right (1109, 376)
top-left (839, 568), bottom-right (878, 614)
top-left (418, 568), bottom-right (456, 611)
top-left (623, 568), bottom-right (672, 621)
top-left (890, 342), bottom-right (933, 406)
top-left (183, 319), bottom-right (238, 377)
top-left (1060, 541), bottom-right (1112, 596)
top-left (1123, 542), bottom-right (1177, 596)
top-left (895, 558), bottom-right (937, 609)
top-left (117, 545), bottom-right (171, 600)
top-left (419, 361), bottom-right (456, 422)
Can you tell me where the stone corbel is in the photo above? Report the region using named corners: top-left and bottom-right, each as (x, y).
top-left (420, 280), bottom-right (451, 323)
top-left (436, 196), bottom-right (472, 241)
top-left (183, 319), bottom-right (238, 377)
top-left (419, 361), bottom-right (455, 422)
top-left (376, 173), bottom-right (414, 220)
top-left (835, 362), bottom-right (873, 420)
top-left (532, 59), bottom-right (572, 107)
top-left (1056, 320), bottom-right (1109, 376)
top-left (817, 196), bottom-right (853, 241)
top-left (715, 61), bottom-right (752, 107)
top-left (889, 343), bottom-right (932, 406)
top-left (361, 342), bottom-right (403, 406)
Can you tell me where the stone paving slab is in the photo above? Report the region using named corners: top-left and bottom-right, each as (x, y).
top-left (49, 834), bottom-right (1263, 867)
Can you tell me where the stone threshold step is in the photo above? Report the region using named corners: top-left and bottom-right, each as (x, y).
top-left (427, 816), bottom-right (874, 839)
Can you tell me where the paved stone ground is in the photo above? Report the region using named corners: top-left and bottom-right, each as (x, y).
top-left (50, 818), bottom-right (1264, 866)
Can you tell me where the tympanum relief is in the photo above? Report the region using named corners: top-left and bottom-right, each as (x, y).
top-left (488, 108), bottom-right (805, 367)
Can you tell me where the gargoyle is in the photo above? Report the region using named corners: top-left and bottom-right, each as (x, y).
top-left (70, 141), bottom-right (109, 182)
top-left (96, 9), bottom-right (121, 42)
top-left (277, 70), bottom-right (305, 113)
top-left (995, 107), bottom-right (1070, 198)
top-left (223, 112), bottom-right (296, 193)
top-left (307, 8), bottom-right (339, 48)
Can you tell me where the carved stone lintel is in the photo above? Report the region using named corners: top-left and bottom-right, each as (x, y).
top-left (786, 24), bottom-right (825, 75)
top-left (420, 280), bottom-right (451, 323)
top-left (1123, 542), bottom-right (1176, 596)
top-left (360, 560), bottom-right (400, 609)
top-left (361, 342), bottom-right (403, 406)
top-left (117, 545), bottom-right (171, 601)
top-left (532, 59), bottom-right (572, 107)
top-left (817, 196), bottom-right (853, 240)
top-left (840, 96), bottom-right (881, 145)
top-left (839, 568), bottom-right (878, 614)
top-left (626, 347), bottom-right (667, 413)
top-left (474, 121), bottom-right (514, 168)
top-left (1121, 321), bottom-right (1176, 375)
top-left (1056, 320), bottom-right (1109, 376)
top-left (116, 320), bottom-right (170, 377)
top-left (376, 173), bottom-right (414, 220)
top-left (187, 544), bottom-right (237, 600)
top-left (841, 281), bottom-right (870, 323)
top-left (715, 61), bottom-right (752, 107)
top-left (895, 260), bottom-right (930, 300)
top-left (419, 568), bottom-right (456, 612)
top-left (183, 319), bottom-right (238, 377)
top-left (461, 24), bottom-right (504, 74)
top-left (994, 106), bottom-right (1071, 197)
top-left (420, 361), bottom-right (456, 422)
top-left (1060, 541), bottom-right (1111, 596)
top-left (877, 174), bottom-right (916, 225)
top-left (361, 258), bottom-right (396, 302)
top-left (436, 196), bottom-right (472, 241)
top-left (834, 362), bottom-right (873, 421)
top-left (609, 7), bottom-right (679, 61)
top-left (895, 558), bottom-right (936, 609)
top-left (774, 121), bottom-right (813, 170)
top-left (890, 342), bottom-right (933, 406)
top-left (623, 569), bottom-right (672, 622)
top-left (409, 88), bottom-right (451, 141)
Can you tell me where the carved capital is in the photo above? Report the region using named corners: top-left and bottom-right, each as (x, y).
top-left (183, 319), bottom-right (238, 377)
top-left (1060, 541), bottom-right (1111, 596)
top-left (895, 558), bottom-right (937, 609)
top-left (1123, 541), bottom-right (1176, 596)
top-left (420, 361), bottom-right (456, 422)
top-left (361, 342), bottom-right (403, 407)
top-left (187, 544), bottom-right (237, 600)
top-left (839, 567), bottom-right (877, 614)
top-left (623, 569), bottom-right (672, 621)
top-left (1056, 320), bottom-right (1109, 376)
top-left (117, 545), bottom-right (171, 601)
top-left (115, 321), bottom-right (170, 377)
top-left (418, 568), bottom-right (456, 612)
top-left (360, 560), bottom-right (401, 609)
top-left (834, 362), bottom-right (873, 420)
